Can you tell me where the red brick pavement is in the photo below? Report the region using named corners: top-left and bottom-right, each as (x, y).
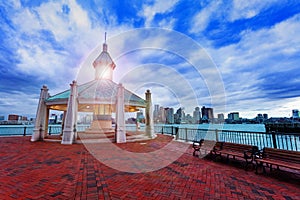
top-left (0, 135), bottom-right (299, 200)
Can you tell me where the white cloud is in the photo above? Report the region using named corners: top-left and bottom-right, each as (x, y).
top-left (158, 18), bottom-right (177, 29)
top-left (139, 0), bottom-right (179, 27)
top-left (217, 13), bottom-right (300, 73)
top-left (205, 13), bottom-right (300, 117)
top-left (189, 0), bottom-right (222, 34)
top-left (0, 91), bottom-right (39, 118)
top-left (9, 1), bottom-right (92, 81)
top-left (8, 0), bottom-right (134, 87)
top-left (228, 0), bottom-right (278, 21)
top-left (189, 0), bottom-right (280, 34)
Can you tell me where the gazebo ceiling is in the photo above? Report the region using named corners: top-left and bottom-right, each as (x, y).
top-left (45, 79), bottom-right (146, 112)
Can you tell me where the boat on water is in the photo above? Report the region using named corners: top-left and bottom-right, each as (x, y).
top-left (264, 122), bottom-right (300, 133)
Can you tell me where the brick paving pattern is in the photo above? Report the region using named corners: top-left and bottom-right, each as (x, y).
top-left (0, 135), bottom-right (299, 200)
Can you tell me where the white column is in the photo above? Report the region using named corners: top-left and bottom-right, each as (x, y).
top-left (145, 89), bottom-right (155, 138)
top-left (115, 83), bottom-right (126, 143)
top-left (61, 81), bottom-right (78, 144)
top-left (31, 85), bottom-right (49, 142)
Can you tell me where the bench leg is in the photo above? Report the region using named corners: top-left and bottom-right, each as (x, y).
top-left (193, 149), bottom-right (199, 156)
top-left (226, 154), bottom-right (229, 163)
top-left (244, 157), bottom-right (255, 171)
top-left (213, 153), bottom-right (221, 162)
top-left (255, 161), bottom-right (264, 174)
top-left (263, 164), bottom-right (266, 173)
top-left (244, 159), bottom-right (249, 170)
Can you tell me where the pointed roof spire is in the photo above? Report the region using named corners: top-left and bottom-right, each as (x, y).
top-left (93, 32), bottom-right (116, 79)
top-left (103, 32), bottom-right (108, 52)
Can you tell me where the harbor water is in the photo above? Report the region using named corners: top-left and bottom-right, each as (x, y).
top-left (1, 123), bottom-right (299, 151)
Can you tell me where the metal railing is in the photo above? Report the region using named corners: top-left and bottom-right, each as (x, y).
top-left (155, 125), bottom-right (300, 151)
top-left (0, 124), bottom-right (91, 137)
top-left (1, 124), bottom-right (299, 151)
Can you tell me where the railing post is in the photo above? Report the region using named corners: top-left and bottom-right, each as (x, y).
top-left (171, 126), bottom-right (174, 136)
top-left (185, 128), bottom-right (188, 142)
top-left (49, 126), bottom-right (52, 135)
top-left (215, 129), bottom-right (219, 142)
top-left (271, 131), bottom-right (277, 149)
top-left (73, 124), bottom-right (77, 141)
top-left (23, 126), bottom-right (27, 136)
top-left (175, 127), bottom-right (179, 140)
top-left (162, 126), bottom-right (164, 134)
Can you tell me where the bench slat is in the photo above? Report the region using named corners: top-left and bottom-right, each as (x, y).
top-left (255, 147), bottom-right (300, 173)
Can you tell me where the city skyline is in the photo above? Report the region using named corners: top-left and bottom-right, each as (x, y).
top-left (1, 1), bottom-right (300, 119)
top-left (151, 104), bottom-right (292, 122)
top-left (2, 104), bottom-right (299, 124)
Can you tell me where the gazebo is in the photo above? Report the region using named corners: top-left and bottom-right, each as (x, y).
top-left (31, 38), bottom-right (154, 144)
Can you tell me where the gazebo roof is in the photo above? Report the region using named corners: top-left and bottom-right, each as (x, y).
top-left (45, 79), bottom-right (146, 110)
top-left (93, 43), bottom-right (116, 70)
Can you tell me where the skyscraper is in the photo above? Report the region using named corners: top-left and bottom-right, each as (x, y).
top-left (165, 107), bottom-right (174, 124)
top-left (228, 112), bottom-right (239, 121)
top-left (193, 107), bottom-right (201, 124)
top-left (217, 113), bottom-right (225, 123)
top-left (175, 107), bottom-right (185, 124)
top-left (201, 106), bottom-right (214, 122)
top-left (153, 104), bottom-right (159, 122)
top-left (159, 106), bottom-right (165, 123)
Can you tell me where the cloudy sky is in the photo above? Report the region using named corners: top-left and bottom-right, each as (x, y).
top-left (1, 0), bottom-right (300, 119)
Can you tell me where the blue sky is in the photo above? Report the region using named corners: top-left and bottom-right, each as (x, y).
top-left (1, 0), bottom-right (300, 119)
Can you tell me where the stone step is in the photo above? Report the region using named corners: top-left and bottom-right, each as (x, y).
top-left (78, 132), bottom-right (115, 139)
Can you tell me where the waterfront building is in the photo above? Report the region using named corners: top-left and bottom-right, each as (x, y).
top-left (153, 104), bottom-right (160, 122)
top-left (228, 112), bottom-right (239, 121)
top-left (49, 114), bottom-right (58, 124)
top-left (201, 106), bottom-right (214, 122)
top-left (159, 106), bottom-right (165, 123)
top-left (8, 114), bottom-right (19, 121)
top-left (292, 109), bottom-right (299, 119)
top-left (136, 110), bottom-right (145, 123)
top-left (193, 107), bottom-right (201, 124)
top-left (175, 107), bottom-right (185, 124)
top-left (185, 114), bottom-right (193, 124)
top-left (31, 36), bottom-right (155, 144)
top-left (217, 113), bottom-right (225, 123)
top-left (7, 114), bottom-right (28, 124)
top-left (256, 113), bottom-right (265, 123)
top-left (227, 112), bottom-right (240, 123)
top-left (165, 107), bottom-right (174, 124)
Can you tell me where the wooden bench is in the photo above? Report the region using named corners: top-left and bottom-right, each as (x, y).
top-left (193, 139), bottom-right (221, 157)
top-left (255, 147), bottom-right (300, 174)
top-left (212, 142), bottom-right (259, 169)
top-left (192, 139), bottom-right (203, 156)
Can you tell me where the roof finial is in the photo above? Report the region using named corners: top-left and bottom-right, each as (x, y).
top-left (103, 32), bottom-right (108, 52)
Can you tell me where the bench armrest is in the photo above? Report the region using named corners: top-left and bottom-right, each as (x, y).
top-left (193, 139), bottom-right (204, 147)
top-left (253, 150), bottom-right (263, 159)
top-left (244, 150), bottom-right (253, 159)
top-left (213, 145), bottom-right (221, 152)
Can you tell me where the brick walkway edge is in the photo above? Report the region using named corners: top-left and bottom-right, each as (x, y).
top-left (0, 135), bottom-right (299, 200)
